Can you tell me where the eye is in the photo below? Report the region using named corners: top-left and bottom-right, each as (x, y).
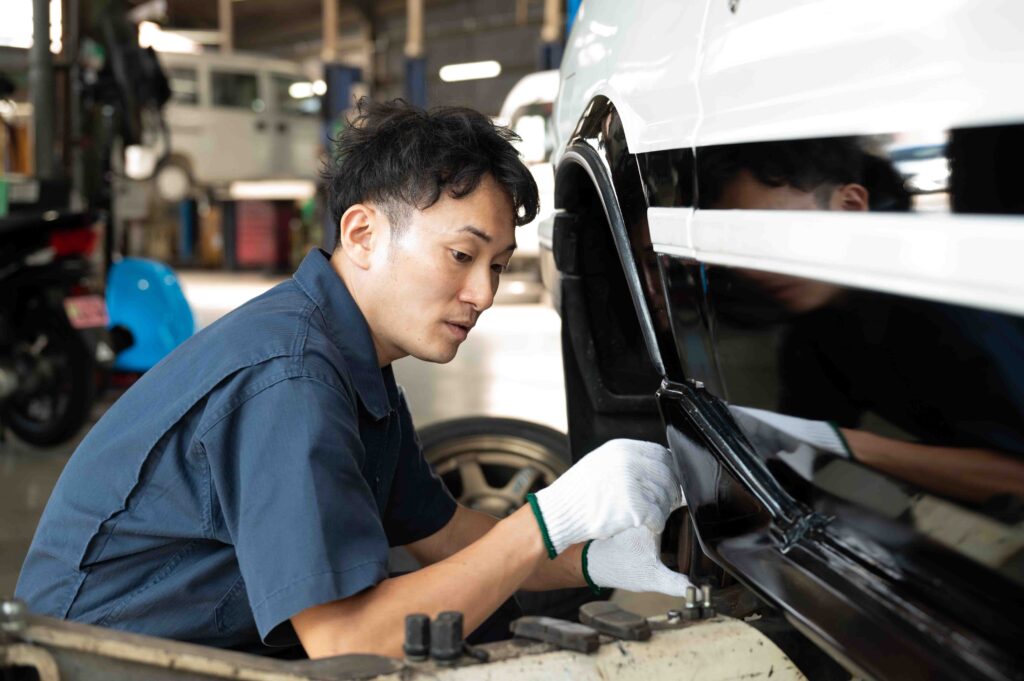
top-left (450, 249), bottom-right (472, 264)
top-left (491, 262), bottom-right (509, 275)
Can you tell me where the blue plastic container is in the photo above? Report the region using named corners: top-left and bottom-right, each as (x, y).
top-left (106, 258), bottom-right (195, 372)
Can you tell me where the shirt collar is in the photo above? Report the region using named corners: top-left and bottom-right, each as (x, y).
top-left (293, 249), bottom-right (393, 420)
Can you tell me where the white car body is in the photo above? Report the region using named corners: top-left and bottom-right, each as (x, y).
top-left (542, 4), bottom-right (1024, 680)
top-left (546, 0), bottom-right (1024, 317)
top-left (498, 70), bottom-right (559, 259)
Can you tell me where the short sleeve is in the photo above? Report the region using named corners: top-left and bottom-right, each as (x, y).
top-left (382, 390), bottom-right (457, 546)
top-left (203, 376), bottom-right (389, 646)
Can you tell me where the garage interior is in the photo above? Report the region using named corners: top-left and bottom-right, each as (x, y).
top-left (0, 0), bottom-right (576, 602)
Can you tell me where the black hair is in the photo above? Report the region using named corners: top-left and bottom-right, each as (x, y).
top-left (323, 98), bottom-right (539, 241)
top-left (696, 137), bottom-right (866, 209)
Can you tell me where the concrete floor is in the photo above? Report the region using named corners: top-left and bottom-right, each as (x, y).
top-left (0, 269), bottom-right (567, 597)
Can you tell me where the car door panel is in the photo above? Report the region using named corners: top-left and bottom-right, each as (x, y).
top-left (696, 0), bottom-right (1024, 147)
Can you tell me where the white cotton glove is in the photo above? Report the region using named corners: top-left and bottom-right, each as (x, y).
top-left (583, 525), bottom-right (694, 596)
top-left (729, 406), bottom-right (852, 478)
top-left (529, 439), bottom-right (683, 558)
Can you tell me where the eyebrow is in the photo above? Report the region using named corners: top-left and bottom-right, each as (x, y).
top-left (460, 225), bottom-right (516, 253)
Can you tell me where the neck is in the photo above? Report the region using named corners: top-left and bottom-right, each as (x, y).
top-left (329, 250), bottom-right (403, 368)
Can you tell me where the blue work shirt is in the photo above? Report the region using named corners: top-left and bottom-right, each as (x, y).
top-left (16, 249), bottom-right (457, 654)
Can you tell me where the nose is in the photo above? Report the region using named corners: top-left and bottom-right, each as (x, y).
top-left (459, 263), bottom-right (497, 313)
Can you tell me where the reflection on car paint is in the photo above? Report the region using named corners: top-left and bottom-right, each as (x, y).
top-left (640, 129), bottom-right (1024, 589)
top-left (641, 123), bottom-right (1024, 216)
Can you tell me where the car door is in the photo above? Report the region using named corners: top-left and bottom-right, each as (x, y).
top-left (653, 2), bottom-right (1024, 679)
top-left (204, 68), bottom-right (270, 181)
top-left (268, 72), bottom-right (321, 180)
top-left (160, 60), bottom-right (206, 181)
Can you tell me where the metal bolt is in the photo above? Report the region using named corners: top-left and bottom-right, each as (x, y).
top-left (682, 586), bottom-right (701, 620)
top-left (1, 598), bottom-right (28, 633)
top-left (430, 611), bottom-right (464, 663)
top-left (688, 379), bottom-right (705, 390)
top-left (729, 0), bottom-right (741, 13)
top-left (403, 613), bottom-right (430, 661)
top-left (701, 585), bottom-right (716, 618)
top-left (666, 609), bottom-right (682, 622)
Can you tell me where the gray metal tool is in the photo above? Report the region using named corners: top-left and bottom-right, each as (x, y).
top-left (578, 601), bottom-right (652, 641)
top-left (510, 616), bottom-right (600, 653)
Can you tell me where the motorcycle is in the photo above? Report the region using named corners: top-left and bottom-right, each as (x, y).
top-left (0, 208), bottom-right (115, 446)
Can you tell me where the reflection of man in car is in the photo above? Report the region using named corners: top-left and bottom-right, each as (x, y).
top-left (700, 137), bottom-right (884, 316)
top-left (701, 138), bottom-right (1024, 504)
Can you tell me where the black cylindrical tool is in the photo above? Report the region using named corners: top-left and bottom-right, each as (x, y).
top-left (430, 611), bottom-right (464, 662)
top-left (403, 613), bottom-right (431, 661)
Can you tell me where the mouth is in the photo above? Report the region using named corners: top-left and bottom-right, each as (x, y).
top-left (444, 321), bottom-right (473, 341)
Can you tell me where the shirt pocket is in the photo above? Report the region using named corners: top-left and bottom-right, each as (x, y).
top-left (96, 540), bottom-right (199, 627)
top-left (214, 575), bottom-right (250, 634)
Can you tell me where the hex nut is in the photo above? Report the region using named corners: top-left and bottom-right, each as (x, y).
top-left (0, 599), bottom-right (28, 633)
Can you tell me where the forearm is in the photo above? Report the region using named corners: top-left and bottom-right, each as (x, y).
top-left (407, 504), bottom-right (585, 591)
top-left (519, 542), bottom-right (586, 591)
top-left (841, 429), bottom-right (1024, 503)
top-left (293, 506), bottom-right (545, 659)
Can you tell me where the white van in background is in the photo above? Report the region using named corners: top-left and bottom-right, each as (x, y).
top-left (156, 51), bottom-right (322, 200)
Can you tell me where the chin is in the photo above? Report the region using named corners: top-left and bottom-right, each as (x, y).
top-left (411, 344), bottom-right (460, 364)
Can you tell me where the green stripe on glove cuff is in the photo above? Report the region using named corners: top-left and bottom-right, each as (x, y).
top-left (526, 493), bottom-right (558, 560)
top-left (581, 541), bottom-right (604, 595)
top-left (827, 421), bottom-right (855, 459)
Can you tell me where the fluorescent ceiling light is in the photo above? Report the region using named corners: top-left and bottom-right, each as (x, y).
top-left (228, 180), bottom-right (317, 201)
top-left (439, 60), bottom-right (501, 83)
top-left (288, 81), bottom-right (315, 99)
top-left (312, 80), bottom-right (327, 96)
top-left (0, 0), bottom-right (62, 53)
top-left (138, 21), bottom-right (201, 53)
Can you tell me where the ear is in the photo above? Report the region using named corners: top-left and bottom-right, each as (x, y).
top-left (337, 203), bottom-right (381, 269)
top-left (830, 183), bottom-right (870, 212)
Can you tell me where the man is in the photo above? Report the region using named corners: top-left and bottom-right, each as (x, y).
top-left (16, 101), bottom-right (689, 658)
top-left (699, 138), bottom-right (1024, 503)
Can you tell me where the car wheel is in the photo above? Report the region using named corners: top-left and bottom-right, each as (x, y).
top-left (419, 416), bottom-right (608, 620)
top-left (154, 155), bottom-right (193, 203)
top-left (419, 416), bottom-right (569, 517)
top-left (6, 311), bottom-right (95, 446)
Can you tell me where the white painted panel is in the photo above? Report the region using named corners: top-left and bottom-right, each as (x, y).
top-left (554, 0), bottom-right (710, 162)
top-left (648, 206), bottom-right (696, 258)
top-left (650, 207), bottom-right (1024, 316)
top-left (696, 0), bottom-right (1024, 146)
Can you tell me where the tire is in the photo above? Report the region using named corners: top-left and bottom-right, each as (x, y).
top-left (419, 416), bottom-right (608, 620)
top-left (6, 311), bottom-right (95, 447)
top-left (154, 154), bottom-right (194, 202)
top-left (419, 417), bottom-right (571, 517)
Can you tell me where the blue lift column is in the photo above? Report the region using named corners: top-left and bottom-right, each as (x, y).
top-left (539, 0), bottom-right (565, 70)
top-left (321, 63), bottom-right (362, 252)
top-left (405, 0), bottom-right (427, 108)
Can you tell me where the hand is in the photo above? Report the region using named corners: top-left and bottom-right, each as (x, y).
top-left (728, 406), bottom-right (852, 478)
top-left (530, 439), bottom-right (683, 557)
top-left (584, 525), bottom-right (693, 596)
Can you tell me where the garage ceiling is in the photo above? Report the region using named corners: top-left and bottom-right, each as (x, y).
top-left (154, 0), bottom-right (549, 113)
top-left (159, 0), bottom-right (386, 53)
top-left (0, 0), bottom-right (550, 115)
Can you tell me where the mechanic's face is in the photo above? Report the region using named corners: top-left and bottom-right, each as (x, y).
top-left (712, 169), bottom-right (867, 313)
top-left (347, 175), bottom-right (516, 366)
